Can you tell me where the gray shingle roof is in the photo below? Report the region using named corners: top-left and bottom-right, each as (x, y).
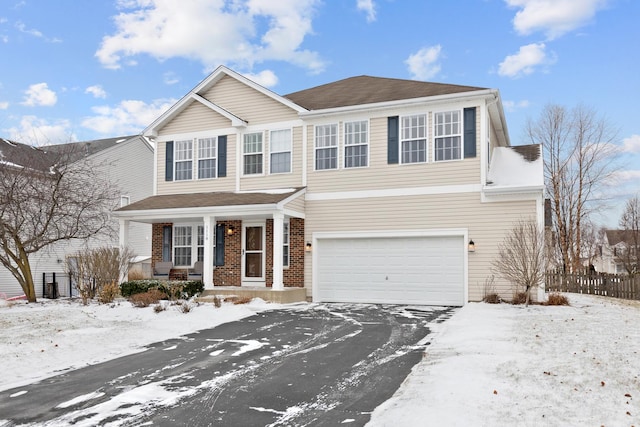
top-left (511, 144), bottom-right (541, 162)
top-left (283, 75), bottom-right (486, 110)
top-left (117, 190), bottom-right (304, 212)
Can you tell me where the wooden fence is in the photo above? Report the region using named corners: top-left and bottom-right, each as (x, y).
top-left (545, 272), bottom-right (640, 301)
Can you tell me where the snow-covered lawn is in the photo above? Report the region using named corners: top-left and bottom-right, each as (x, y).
top-left (1, 294), bottom-right (639, 426)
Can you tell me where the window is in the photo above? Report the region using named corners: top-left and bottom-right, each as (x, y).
top-left (270, 129), bottom-right (292, 174)
top-left (434, 110), bottom-right (462, 161)
top-left (283, 221), bottom-right (290, 268)
top-left (315, 124), bottom-right (338, 170)
top-left (174, 140), bottom-right (193, 180)
top-left (198, 137), bottom-right (217, 179)
top-left (173, 226), bottom-right (192, 266)
top-left (243, 132), bottom-right (263, 175)
top-left (197, 225), bottom-right (216, 262)
top-left (344, 121), bottom-right (368, 168)
top-left (401, 114), bottom-right (427, 164)
top-left (120, 195), bottom-right (130, 207)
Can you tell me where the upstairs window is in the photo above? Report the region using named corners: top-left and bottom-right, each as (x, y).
top-left (243, 132), bottom-right (263, 175)
top-left (198, 137), bottom-right (217, 179)
top-left (344, 120), bottom-right (368, 168)
top-left (434, 110), bottom-right (462, 161)
top-left (175, 140), bottom-right (193, 180)
top-left (315, 124), bottom-right (338, 170)
top-left (270, 129), bottom-right (292, 174)
top-left (400, 114), bottom-right (427, 164)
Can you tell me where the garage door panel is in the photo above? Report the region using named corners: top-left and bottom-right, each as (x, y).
top-left (316, 235), bottom-right (464, 306)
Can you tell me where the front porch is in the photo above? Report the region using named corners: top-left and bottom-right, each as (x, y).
top-left (197, 286), bottom-right (308, 304)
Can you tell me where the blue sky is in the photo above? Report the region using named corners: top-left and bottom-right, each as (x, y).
top-left (0, 0), bottom-right (638, 226)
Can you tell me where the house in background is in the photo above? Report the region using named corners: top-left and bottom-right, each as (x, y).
top-left (115, 65), bottom-right (544, 305)
top-left (0, 135), bottom-right (154, 298)
top-left (593, 230), bottom-right (640, 274)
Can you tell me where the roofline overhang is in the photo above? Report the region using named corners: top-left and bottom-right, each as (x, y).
top-left (113, 203), bottom-right (281, 222)
top-left (297, 89), bottom-right (498, 119)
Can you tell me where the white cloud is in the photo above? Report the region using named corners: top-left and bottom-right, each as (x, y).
top-left (96, 0), bottom-right (324, 74)
top-left (242, 69), bottom-right (278, 88)
top-left (85, 85), bottom-right (107, 99)
top-left (81, 98), bottom-right (176, 135)
top-left (621, 134), bottom-right (640, 153)
top-left (498, 43), bottom-right (550, 78)
top-left (163, 71), bottom-right (179, 85)
top-left (0, 101), bottom-right (8, 110)
top-left (357, 0), bottom-right (377, 22)
top-left (21, 82), bottom-right (57, 107)
top-left (405, 45), bottom-right (442, 80)
top-left (502, 99), bottom-right (530, 112)
top-left (6, 115), bottom-right (75, 145)
top-left (14, 20), bottom-right (61, 43)
top-left (505, 0), bottom-right (608, 40)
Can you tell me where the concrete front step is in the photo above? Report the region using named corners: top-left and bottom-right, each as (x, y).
top-left (197, 286), bottom-right (308, 304)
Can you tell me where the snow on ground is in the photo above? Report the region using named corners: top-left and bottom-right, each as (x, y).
top-left (1, 294), bottom-right (639, 426)
top-left (368, 294), bottom-right (640, 426)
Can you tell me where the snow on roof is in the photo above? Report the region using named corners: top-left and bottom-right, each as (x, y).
top-left (487, 145), bottom-right (543, 188)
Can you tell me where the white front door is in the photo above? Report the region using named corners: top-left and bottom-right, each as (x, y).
top-left (242, 222), bottom-right (266, 285)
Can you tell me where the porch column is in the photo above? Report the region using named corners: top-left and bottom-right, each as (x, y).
top-left (272, 211), bottom-right (284, 290)
top-left (118, 219), bottom-right (129, 283)
top-left (203, 215), bottom-right (216, 290)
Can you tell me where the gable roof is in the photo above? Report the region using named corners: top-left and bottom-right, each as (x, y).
top-left (283, 76), bottom-right (487, 110)
top-left (606, 230), bottom-right (640, 246)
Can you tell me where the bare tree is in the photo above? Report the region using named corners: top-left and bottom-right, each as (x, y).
top-left (617, 195), bottom-right (640, 276)
top-left (492, 220), bottom-right (545, 306)
top-left (0, 142), bottom-right (119, 302)
top-left (526, 104), bottom-right (619, 273)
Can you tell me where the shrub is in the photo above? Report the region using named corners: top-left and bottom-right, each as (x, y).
top-left (154, 302), bottom-right (167, 313)
top-left (213, 296), bottom-right (222, 308)
top-left (233, 296), bottom-right (253, 305)
top-left (119, 280), bottom-right (204, 299)
top-left (129, 289), bottom-right (167, 308)
top-left (179, 301), bottom-right (192, 313)
top-left (545, 293), bottom-right (570, 306)
top-left (511, 292), bottom-right (529, 305)
top-left (97, 280), bottom-right (120, 304)
top-left (482, 275), bottom-right (501, 304)
top-left (483, 293), bottom-right (502, 304)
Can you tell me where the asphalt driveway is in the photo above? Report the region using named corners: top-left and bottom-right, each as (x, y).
top-left (0, 303), bottom-right (454, 426)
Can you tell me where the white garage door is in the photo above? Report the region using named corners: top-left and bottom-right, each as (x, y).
top-left (316, 235), bottom-right (465, 306)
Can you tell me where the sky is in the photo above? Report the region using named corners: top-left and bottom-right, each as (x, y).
top-left (0, 0), bottom-right (638, 226)
top-left (1, 294), bottom-right (639, 425)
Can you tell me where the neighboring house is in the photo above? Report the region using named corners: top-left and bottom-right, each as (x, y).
top-left (0, 135), bottom-right (154, 298)
top-left (593, 230), bottom-right (640, 274)
top-left (114, 65), bottom-right (544, 306)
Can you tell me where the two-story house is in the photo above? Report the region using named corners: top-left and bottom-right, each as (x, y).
top-left (114, 66), bottom-right (544, 305)
top-left (0, 135), bottom-right (154, 299)
top-left (592, 229), bottom-right (640, 274)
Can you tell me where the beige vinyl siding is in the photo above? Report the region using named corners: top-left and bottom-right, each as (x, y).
top-left (240, 126), bottom-right (304, 191)
top-left (159, 101), bottom-right (231, 136)
top-left (284, 193), bottom-right (305, 215)
top-left (307, 115), bottom-right (481, 193)
top-left (304, 192), bottom-right (539, 302)
top-left (204, 75), bottom-right (299, 125)
top-left (157, 137), bottom-right (237, 195)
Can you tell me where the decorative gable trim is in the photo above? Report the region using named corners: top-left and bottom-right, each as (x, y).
top-left (189, 93), bottom-right (247, 127)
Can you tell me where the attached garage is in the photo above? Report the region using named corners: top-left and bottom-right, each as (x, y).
top-left (314, 232), bottom-right (466, 306)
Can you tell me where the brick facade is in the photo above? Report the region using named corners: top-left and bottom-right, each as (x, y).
top-left (150, 218), bottom-right (305, 287)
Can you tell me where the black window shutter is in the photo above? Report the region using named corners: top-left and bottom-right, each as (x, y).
top-left (387, 116), bottom-right (399, 164)
top-left (165, 141), bottom-right (174, 181)
top-left (215, 223), bottom-right (225, 266)
top-left (463, 108), bottom-right (476, 158)
top-left (162, 225), bottom-right (172, 262)
top-left (218, 136), bottom-right (227, 177)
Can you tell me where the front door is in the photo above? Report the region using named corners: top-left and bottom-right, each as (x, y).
top-left (242, 222), bottom-right (265, 285)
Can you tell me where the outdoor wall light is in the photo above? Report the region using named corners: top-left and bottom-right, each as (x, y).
top-left (468, 239), bottom-right (476, 252)
top-left (227, 225), bottom-right (235, 236)
top-left (305, 242), bottom-right (312, 252)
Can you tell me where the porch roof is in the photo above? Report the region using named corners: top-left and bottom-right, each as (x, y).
top-left (114, 188), bottom-right (306, 221)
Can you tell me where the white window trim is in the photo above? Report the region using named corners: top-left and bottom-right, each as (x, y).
top-left (399, 114), bottom-right (428, 165)
top-left (314, 123), bottom-right (339, 171)
top-left (269, 128), bottom-right (293, 175)
top-left (283, 220), bottom-right (290, 269)
top-left (242, 131), bottom-right (265, 177)
top-left (120, 195), bottom-right (130, 207)
top-left (197, 137), bottom-right (218, 180)
top-left (343, 119), bottom-right (369, 169)
top-left (433, 109), bottom-right (463, 162)
top-left (174, 139), bottom-right (194, 181)
top-left (173, 225), bottom-right (193, 267)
